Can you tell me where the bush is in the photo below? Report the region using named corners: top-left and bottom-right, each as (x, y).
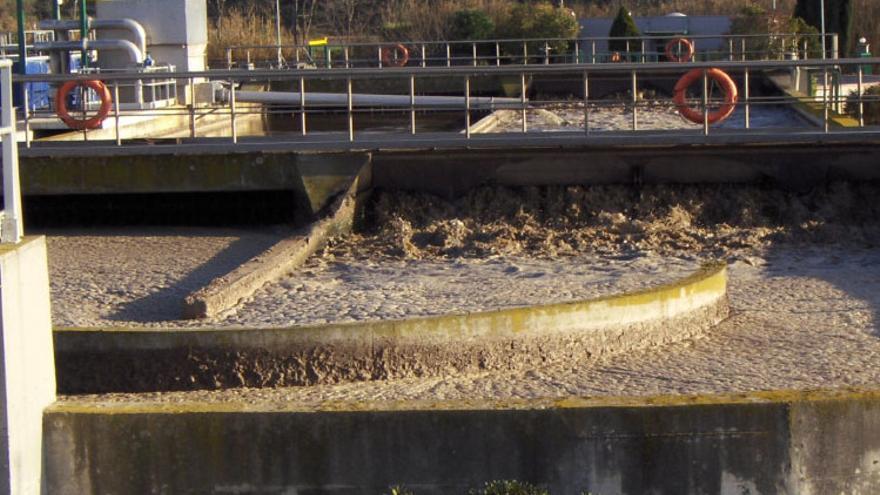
top-left (450, 9), bottom-right (495, 41)
top-left (608, 6), bottom-right (641, 53)
top-left (731, 6), bottom-right (821, 59)
top-left (844, 84), bottom-right (880, 125)
top-left (496, 2), bottom-right (579, 60)
top-left (468, 480), bottom-right (550, 495)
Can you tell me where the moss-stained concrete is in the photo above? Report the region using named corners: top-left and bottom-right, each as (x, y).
top-left (42, 388), bottom-right (880, 494)
top-left (54, 263), bottom-right (727, 393)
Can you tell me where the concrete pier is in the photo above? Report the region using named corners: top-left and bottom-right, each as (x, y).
top-left (0, 237), bottom-right (56, 494)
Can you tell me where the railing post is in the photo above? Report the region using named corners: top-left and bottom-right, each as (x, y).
top-left (188, 77), bottom-right (196, 139)
top-left (347, 77), bottom-right (354, 142)
top-left (823, 67), bottom-right (830, 133)
top-left (378, 46), bottom-right (383, 68)
top-left (744, 67), bottom-right (751, 130)
top-left (583, 71), bottom-right (590, 135)
top-left (741, 38), bottom-right (746, 61)
top-left (226, 47), bottom-right (232, 69)
top-left (640, 40), bottom-right (646, 63)
top-left (702, 69), bottom-right (709, 136)
top-left (410, 75), bottom-right (416, 135)
top-left (728, 39), bottom-right (734, 61)
top-left (22, 86), bottom-right (30, 149)
top-left (858, 64), bottom-right (864, 127)
top-left (472, 42), bottom-right (478, 67)
top-left (114, 80), bottom-right (122, 145)
top-left (1, 60), bottom-right (23, 243)
top-left (230, 82), bottom-right (237, 143)
top-left (521, 72), bottom-right (527, 133)
top-left (523, 42), bottom-right (528, 65)
top-left (344, 47), bottom-right (350, 68)
top-left (446, 43), bottom-right (451, 67)
top-left (421, 44), bottom-right (427, 68)
top-left (631, 70), bottom-right (638, 131)
top-left (465, 76), bottom-right (471, 139)
top-left (496, 42), bottom-right (501, 66)
top-left (300, 77), bottom-right (307, 135)
top-left (574, 40), bottom-right (580, 64)
top-left (544, 41), bottom-right (550, 65)
top-left (591, 41), bottom-right (596, 64)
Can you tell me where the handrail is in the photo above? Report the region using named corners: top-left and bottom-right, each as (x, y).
top-left (8, 56), bottom-right (880, 150)
top-left (12, 57), bottom-right (879, 83)
top-left (227, 33), bottom-right (835, 50)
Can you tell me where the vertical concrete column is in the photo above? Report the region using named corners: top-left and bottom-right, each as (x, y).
top-left (0, 237), bottom-right (56, 494)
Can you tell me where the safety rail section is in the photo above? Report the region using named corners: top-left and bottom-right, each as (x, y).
top-left (0, 59), bottom-right (23, 243)
top-left (10, 57), bottom-right (880, 149)
top-left (223, 33), bottom-right (839, 70)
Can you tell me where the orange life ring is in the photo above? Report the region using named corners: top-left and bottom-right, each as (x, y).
top-left (665, 37), bottom-right (695, 62)
top-left (56, 80), bottom-right (113, 130)
top-left (673, 68), bottom-right (738, 125)
top-left (610, 51), bottom-right (622, 63)
top-left (381, 44), bottom-right (409, 67)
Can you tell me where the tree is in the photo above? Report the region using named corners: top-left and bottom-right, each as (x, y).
top-left (608, 6), bottom-right (641, 53)
top-left (449, 9), bottom-right (495, 41)
top-left (496, 2), bottom-right (579, 58)
top-left (794, 0), bottom-right (854, 55)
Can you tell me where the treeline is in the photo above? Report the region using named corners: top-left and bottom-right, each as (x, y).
top-left (206, 0), bottom-right (877, 55)
top-left (2, 0), bottom-right (878, 57)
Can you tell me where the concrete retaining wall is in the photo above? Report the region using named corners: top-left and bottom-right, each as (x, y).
top-left (20, 138), bottom-right (880, 201)
top-left (0, 237), bottom-right (56, 494)
top-left (42, 389), bottom-right (880, 494)
top-left (55, 263), bottom-right (727, 394)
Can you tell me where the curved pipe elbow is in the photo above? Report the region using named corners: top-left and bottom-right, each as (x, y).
top-left (38, 17), bottom-right (148, 59)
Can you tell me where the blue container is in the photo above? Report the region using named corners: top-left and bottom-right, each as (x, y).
top-left (10, 57), bottom-right (52, 111)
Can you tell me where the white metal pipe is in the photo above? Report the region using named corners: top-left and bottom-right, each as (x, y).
top-left (228, 89), bottom-right (522, 109)
top-left (35, 39), bottom-right (144, 64)
top-left (39, 18), bottom-right (147, 58)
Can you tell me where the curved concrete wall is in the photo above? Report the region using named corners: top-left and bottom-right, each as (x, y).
top-left (43, 389), bottom-right (880, 494)
top-left (55, 263), bottom-right (727, 393)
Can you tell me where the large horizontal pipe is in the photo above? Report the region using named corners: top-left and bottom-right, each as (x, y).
top-left (34, 39), bottom-right (144, 64)
top-left (39, 18), bottom-right (147, 58)
top-left (226, 89), bottom-right (523, 109)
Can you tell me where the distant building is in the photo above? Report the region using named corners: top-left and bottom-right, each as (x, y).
top-left (579, 13), bottom-right (732, 61)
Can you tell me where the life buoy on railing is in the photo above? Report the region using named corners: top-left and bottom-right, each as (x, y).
top-left (673, 68), bottom-right (738, 125)
top-left (56, 80), bottom-right (113, 130)
top-left (381, 44), bottom-right (410, 67)
top-left (610, 51), bottom-right (622, 63)
top-left (665, 37), bottom-right (695, 62)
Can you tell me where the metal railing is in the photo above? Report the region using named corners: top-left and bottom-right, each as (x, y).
top-left (9, 57), bottom-right (880, 150)
top-left (1, 59), bottom-right (23, 243)
top-left (223, 33), bottom-right (839, 70)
